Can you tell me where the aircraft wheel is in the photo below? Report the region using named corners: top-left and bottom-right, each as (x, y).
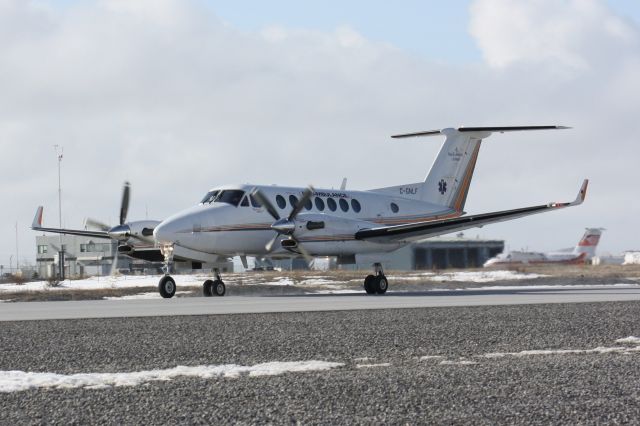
top-left (364, 275), bottom-right (376, 294)
top-left (374, 275), bottom-right (388, 295)
top-left (158, 275), bottom-right (176, 298)
top-left (212, 279), bottom-right (226, 296)
top-left (203, 280), bottom-right (214, 297)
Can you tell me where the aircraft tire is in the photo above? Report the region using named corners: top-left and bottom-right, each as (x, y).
top-left (212, 280), bottom-right (226, 296)
top-left (159, 275), bottom-right (176, 298)
top-left (203, 280), bottom-right (214, 297)
top-left (364, 275), bottom-right (376, 294)
top-left (374, 275), bottom-right (388, 295)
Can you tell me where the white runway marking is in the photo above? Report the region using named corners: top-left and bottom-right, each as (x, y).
top-left (0, 361), bottom-right (344, 393)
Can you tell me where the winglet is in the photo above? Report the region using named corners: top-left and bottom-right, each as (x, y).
top-left (572, 179), bottom-right (589, 206)
top-left (32, 206), bottom-right (43, 229)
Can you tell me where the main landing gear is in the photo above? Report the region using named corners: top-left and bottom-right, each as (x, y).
top-left (363, 262), bottom-right (388, 295)
top-left (203, 268), bottom-right (226, 297)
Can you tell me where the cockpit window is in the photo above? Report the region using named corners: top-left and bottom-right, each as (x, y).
top-left (240, 195), bottom-right (250, 207)
top-left (215, 190), bottom-right (245, 207)
top-left (200, 190), bottom-right (219, 204)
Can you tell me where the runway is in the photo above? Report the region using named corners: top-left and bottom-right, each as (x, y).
top-left (2, 285), bottom-right (640, 321)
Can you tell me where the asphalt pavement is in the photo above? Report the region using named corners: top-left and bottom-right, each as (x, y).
top-left (1, 300), bottom-right (639, 424)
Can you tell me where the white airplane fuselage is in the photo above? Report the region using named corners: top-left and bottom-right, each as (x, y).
top-left (153, 184), bottom-right (458, 257)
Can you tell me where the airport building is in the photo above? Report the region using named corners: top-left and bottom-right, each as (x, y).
top-left (35, 234), bottom-right (120, 278)
top-left (340, 234), bottom-right (505, 271)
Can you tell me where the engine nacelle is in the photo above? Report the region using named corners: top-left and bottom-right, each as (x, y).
top-left (124, 220), bottom-right (161, 244)
top-left (292, 213), bottom-right (372, 238)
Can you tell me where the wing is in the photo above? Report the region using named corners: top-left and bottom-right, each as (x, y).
top-left (356, 180), bottom-right (588, 243)
top-left (31, 206), bottom-right (111, 239)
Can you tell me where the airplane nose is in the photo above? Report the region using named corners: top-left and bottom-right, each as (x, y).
top-left (153, 220), bottom-right (176, 244)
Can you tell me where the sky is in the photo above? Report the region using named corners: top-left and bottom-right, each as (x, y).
top-left (1, 0), bottom-right (639, 269)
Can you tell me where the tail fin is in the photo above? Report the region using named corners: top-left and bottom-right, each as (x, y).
top-left (573, 228), bottom-right (604, 258)
top-left (390, 126), bottom-right (569, 212)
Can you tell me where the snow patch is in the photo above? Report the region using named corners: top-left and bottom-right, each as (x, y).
top-left (388, 270), bottom-right (544, 283)
top-left (356, 363), bottom-right (391, 368)
top-left (419, 355), bottom-right (444, 361)
top-left (615, 336), bottom-right (640, 345)
top-left (439, 360), bottom-right (477, 365)
top-left (0, 360), bottom-right (344, 393)
top-left (482, 346), bottom-right (637, 358)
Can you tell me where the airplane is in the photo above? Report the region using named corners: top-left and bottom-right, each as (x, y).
top-left (31, 182), bottom-right (229, 274)
top-left (483, 228), bottom-right (604, 267)
top-left (32, 125), bottom-right (588, 298)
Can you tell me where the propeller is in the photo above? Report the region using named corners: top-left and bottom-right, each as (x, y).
top-left (251, 186), bottom-right (315, 264)
top-left (83, 182), bottom-right (134, 276)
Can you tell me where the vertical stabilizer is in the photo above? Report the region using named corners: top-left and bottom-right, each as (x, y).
top-left (573, 228), bottom-right (603, 258)
top-left (421, 129), bottom-right (483, 211)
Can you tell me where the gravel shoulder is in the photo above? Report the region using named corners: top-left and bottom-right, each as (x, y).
top-left (1, 301), bottom-right (640, 424)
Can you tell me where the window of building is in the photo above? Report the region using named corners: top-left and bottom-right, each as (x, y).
top-left (289, 195), bottom-right (299, 209)
top-left (339, 198), bottom-right (349, 212)
top-left (351, 199), bottom-right (361, 213)
top-left (327, 198), bottom-right (337, 211)
top-left (315, 197), bottom-right (325, 211)
top-left (390, 202), bottom-right (399, 213)
top-left (276, 195), bottom-right (286, 209)
top-left (37, 245), bottom-right (47, 254)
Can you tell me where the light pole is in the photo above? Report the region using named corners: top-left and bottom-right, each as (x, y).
top-left (15, 222), bottom-right (19, 273)
top-left (53, 145), bottom-right (64, 279)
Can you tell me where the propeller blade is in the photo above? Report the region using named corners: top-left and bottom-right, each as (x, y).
top-left (251, 188), bottom-right (280, 221)
top-left (265, 233), bottom-right (279, 252)
top-left (85, 217), bottom-right (111, 232)
top-left (288, 186), bottom-right (314, 222)
top-left (292, 236), bottom-right (314, 265)
top-left (110, 243), bottom-right (120, 276)
top-left (119, 181), bottom-right (131, 225)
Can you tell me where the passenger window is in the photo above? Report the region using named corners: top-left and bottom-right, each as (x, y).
top-left (327, 198), bottom-right (337, 211)
top-left (250, 194), bottom-right (262, 208)
top-left (315, 197), bottom-right (325, 211)
top-left (304, 198), bottom-right (312, 210)
top-left (339, 198), bottom-right (349, 212)
top-left (240, 196), bottom-right (249, 207)
top-left (276, 195), bottom-right (286, 209)
top-left (390, 202), bottom-right (399, 213)
top-left (289, 195), bottom-right (299, 209)
top-left (351, 199), bottom-right (361, 213)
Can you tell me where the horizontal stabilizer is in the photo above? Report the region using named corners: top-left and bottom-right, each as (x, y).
top-left (391, 125), bottom-right (569, 139)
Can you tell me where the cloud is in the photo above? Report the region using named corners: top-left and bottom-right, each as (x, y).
top-left (0, 0), bottom-right (638, 267)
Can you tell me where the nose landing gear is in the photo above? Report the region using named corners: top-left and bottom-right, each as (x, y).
top-left (158, 244), bottom-right (177, 298)
top-left (203, 268), bottom-right (226, 297)
top-left (364, 262), bottom-right (388, 295)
